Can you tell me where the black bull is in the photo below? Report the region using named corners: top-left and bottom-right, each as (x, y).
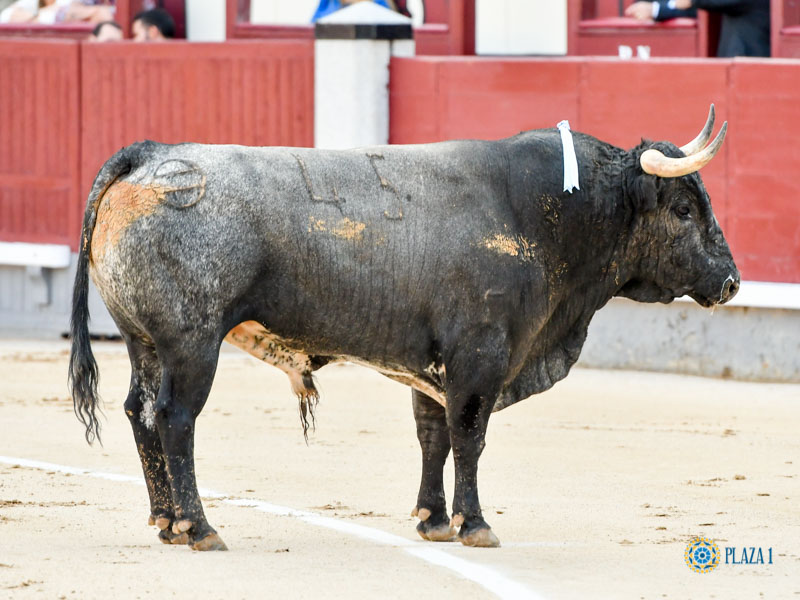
top-left (69, 110), bottom-right (739, 550)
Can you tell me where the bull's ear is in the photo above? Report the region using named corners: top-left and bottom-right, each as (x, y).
top-left (630, 172), bottom-right (659, 213)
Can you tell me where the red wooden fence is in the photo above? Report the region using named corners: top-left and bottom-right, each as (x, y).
top-left (390, 56), bottom-right (800, 283)
top-left (0, 39), bottom-right (314, 252)
top-left (0, 40), bottom-right (81, 247)
top-left (80, 40), bottom-right (314, 206)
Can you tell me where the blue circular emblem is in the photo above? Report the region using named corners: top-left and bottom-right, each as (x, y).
top-left (685, 537), bottom-right (720, 573)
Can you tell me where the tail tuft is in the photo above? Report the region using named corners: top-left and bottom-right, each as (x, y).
top-left (68, 246), bottom-right (102, 445)
top-left (298, 374), bottom-right (320, 445)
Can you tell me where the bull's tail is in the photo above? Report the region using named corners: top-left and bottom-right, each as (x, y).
top-left (69, 142), bottom-right (147, 444)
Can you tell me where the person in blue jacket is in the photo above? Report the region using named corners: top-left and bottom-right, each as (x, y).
top-left (625, 0), bottom-right (770, 57)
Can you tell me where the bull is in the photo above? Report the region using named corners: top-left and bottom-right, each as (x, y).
top-left (69, 105), bottom-right (738, 551)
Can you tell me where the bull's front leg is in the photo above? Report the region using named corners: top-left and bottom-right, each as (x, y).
top-left (444, 332), bottom-right (507, 548)
top-left (411, 389), bottom-right (457, 542)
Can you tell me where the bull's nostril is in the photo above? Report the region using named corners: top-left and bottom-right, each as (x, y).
top-left (721, 277), bottom-right (739, 302)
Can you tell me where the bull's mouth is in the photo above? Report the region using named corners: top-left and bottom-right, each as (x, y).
top-left (689, 275), bottom-right (740, 307)
top-left (688, 292), bottom-right (716, 308)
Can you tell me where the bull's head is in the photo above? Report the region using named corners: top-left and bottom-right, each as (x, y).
top-left (617, 105), bottom-right (740, 307)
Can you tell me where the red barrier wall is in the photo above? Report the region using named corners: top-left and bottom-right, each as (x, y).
top-left (390, 56), bottom-right (800, 283)
top-left (80, 40), bottom-right (314, 211)
top-left (728, 61), bottom-right (800, 282)
top-left (0, 40), bottom-right (81, 247)
top-left (0, 39), bottom-right (313, 252)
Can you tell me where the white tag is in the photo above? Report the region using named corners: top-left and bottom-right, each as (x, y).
top-left (557, 120), bottom-right (580, 194)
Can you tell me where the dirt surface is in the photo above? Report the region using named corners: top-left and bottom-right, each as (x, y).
top-left (0, 338), bottom-right (798, 599)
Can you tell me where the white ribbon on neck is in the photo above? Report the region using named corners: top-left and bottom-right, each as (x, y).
top-left (557, 120), bottom-right (580, 194)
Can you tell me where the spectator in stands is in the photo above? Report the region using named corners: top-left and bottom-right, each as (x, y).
top-left (312, 0), bottom-right (409, 22)
top-left (131, 7), bottom-right (174, 41)
top-left (0, 0), bottom-right (113, 24)
top-left (88, 18), bottom-right (121, 41)
top-left (625, 0), bottom-right (770, 57)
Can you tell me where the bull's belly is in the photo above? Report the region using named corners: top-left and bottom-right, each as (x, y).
top-left (224, 321), bottom-right (447, 407)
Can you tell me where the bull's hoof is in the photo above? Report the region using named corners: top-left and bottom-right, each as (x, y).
top-left (417, 520), bottom-right (458, 542)
top-left (158, 529), bottom-right (190, 545)
top-left (414, 506), bottom-right (457, 542)
top-left (459, 527), bottom-right (501, 548)
top-left (190, 532), bottom-right (228, 552)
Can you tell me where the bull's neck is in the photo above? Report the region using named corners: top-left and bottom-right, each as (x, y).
top-left (550, 197), bottom-right (631, 313)
top-left (523, 152), bottom-right (633, 312)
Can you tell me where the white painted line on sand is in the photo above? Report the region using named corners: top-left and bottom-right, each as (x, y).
top-left (0, 455), bottom-right (546, 600)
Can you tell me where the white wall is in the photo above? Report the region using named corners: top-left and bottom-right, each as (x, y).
top-left (250, 0), bottom-right (319, 24)
top-left (476, 0), bottom-right (567, 55)
top-left (186, 0), bottom-right (226, 41)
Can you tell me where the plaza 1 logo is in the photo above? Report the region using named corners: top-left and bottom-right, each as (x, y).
top-left (685, 537), bottom-right (720, 573)
top-left (685, 537), bottom-right (774, 573)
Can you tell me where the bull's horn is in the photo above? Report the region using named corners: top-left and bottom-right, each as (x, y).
top-left (640, 122), bottom-right (727, 178)
top-left (679, 104), bottom-right (715, 155)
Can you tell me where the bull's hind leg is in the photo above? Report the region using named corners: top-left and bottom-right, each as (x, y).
top-left (153, 343), bottom-right (227, 551)
top-left (411, 390), bottom-right (456, 542)
top-left (122, 337), bottom-right (187, 545)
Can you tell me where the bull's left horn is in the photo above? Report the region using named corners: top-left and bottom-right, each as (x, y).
top-left (641, 122), bottom-right (727, 178)
top-left (679, 104), bottom-right (715, 156)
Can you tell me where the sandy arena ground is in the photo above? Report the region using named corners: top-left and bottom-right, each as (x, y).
top-left (0, 338), bottom-right (798, 599)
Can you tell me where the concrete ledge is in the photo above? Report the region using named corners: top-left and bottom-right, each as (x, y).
top-left (0, 242), bottom-right (71, 268)
top-left (0, 253), bottom-right (118, 338)
top-left (580, 295), bottom-right (800, 383)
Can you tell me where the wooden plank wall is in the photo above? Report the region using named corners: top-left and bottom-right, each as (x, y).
top-left (0, 39), bottom-right (314, 252)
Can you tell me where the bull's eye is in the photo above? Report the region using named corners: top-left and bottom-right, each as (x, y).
top-left (674, 205), bottom-right (691, 219)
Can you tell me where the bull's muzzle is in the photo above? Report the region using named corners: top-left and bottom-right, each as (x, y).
top-left (689, 268), bottom-right (740, 308)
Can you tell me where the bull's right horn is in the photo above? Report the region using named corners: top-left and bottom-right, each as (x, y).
top-left (640, 122), bottom-right (727, 178)
top-left (679, 104), bottom-right (715, 156)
